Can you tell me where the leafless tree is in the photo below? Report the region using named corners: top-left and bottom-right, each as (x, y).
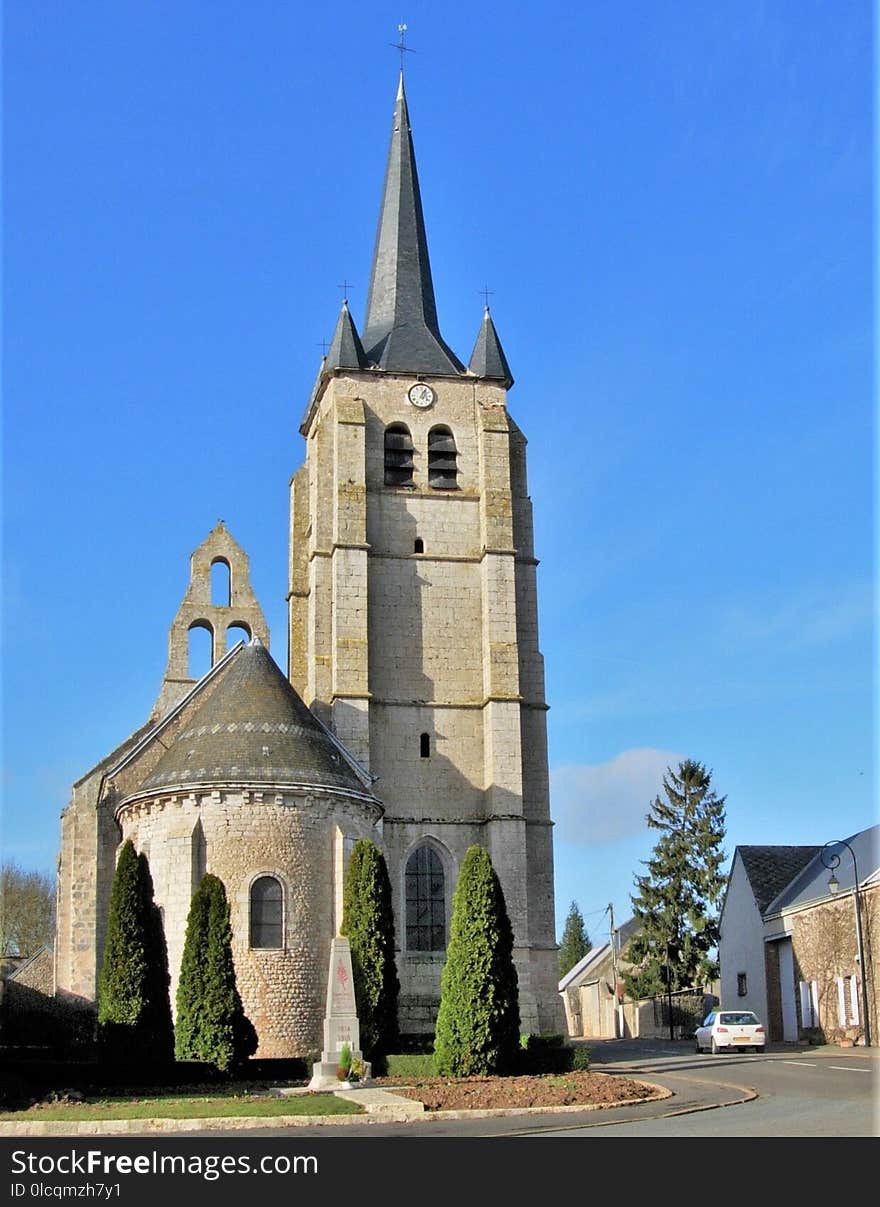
top-left (0, 861), bottom-right (56, 957)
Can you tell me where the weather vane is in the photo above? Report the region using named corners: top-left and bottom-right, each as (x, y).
top-left (391, 22), bottom-right (415, 71)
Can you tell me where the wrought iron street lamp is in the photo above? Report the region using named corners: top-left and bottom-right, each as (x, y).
top-left (822, 839), bottom-right (872, 1047)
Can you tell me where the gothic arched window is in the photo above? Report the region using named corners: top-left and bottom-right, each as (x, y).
top-left (405, 846), bottom-right (446, 951)
top-left (250, 875), bottom-right (283, 949)
top-left (384, 423), bottom-right (415, 487)
top-left (427, 426), bottom-right (458, 489)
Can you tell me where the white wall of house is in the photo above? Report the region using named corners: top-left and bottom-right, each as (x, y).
top-left (719, 852), bottom-right (770, 1020)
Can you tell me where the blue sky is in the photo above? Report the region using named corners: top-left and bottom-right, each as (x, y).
top-left (2, 1), bottom-right (875, 946)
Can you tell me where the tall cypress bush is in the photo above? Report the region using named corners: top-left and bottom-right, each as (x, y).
top-left (340, 838), bottom-right (399, 1071)
top-left (433, 845), bottom-right (520, 1076)
top-left (97, 840), bottom-right (173, 1068)
top-left (174, 876), bottom-right (210, 1062)
top-left (138, 855), bottom-right (174, 1065)
top-left (175, 873), bottom-right (257, 1073)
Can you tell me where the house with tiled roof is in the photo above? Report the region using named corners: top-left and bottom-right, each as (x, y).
top-left (720, 826), bottom-right (879, 1045)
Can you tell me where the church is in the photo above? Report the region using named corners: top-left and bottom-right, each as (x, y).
top-left (53, 70), bottom-right (563, 1056)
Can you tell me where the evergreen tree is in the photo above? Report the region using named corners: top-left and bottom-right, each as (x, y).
top-left (138, 855), bottom-right (174, 1065)
top-left (340, 839), bottom-right (399, 1071)
top-left (433, 845), bottom-right (520, 1077)
top-left (175, 874), bottom-right (257, 1073)
top-left (97, 841), bottom-right (173, 1067)
top-left (174, 877), bottom-right (210, 1062)
top-left (623, 760), bottom-right (727, 999)
top-left (558, 900), bottom-right (592, 978)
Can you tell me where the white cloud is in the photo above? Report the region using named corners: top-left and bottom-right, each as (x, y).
top-left (551, 748), bottom-right (684, 846)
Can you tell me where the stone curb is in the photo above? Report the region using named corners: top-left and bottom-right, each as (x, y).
top-left (398, 1081), bottom-right (673, 1123)
top-left (0, 1111), bottom-right (399, 1137)
top-left (0, 1081), bottom-right (671, 1136)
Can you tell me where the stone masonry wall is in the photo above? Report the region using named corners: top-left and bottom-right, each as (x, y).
top-left (790, 886), bottom-right (878, 1046)
top-left (120, 788), bottom-right (379, 1058)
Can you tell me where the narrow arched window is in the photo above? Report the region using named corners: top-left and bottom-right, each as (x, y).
top-left (250, 876), bottom-right (283, 949)
top-left (225, 622), bottom-right (250, 652)
top-left (420, 732), bottom-right (430, 758)
top-left (211, 559), bottom-right (231, 606)
top-left (384, 423), bottom-right (414, 487)
top-left (405, 847), bottom-right (445, 951)
top-left (414, 538), bottom-right (424, 554)
top-left (427, 426), bottom-right (458, 489)
top-left (187, 621), bottom-right (213, 678)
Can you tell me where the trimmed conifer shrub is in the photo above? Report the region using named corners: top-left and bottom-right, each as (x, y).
top-left (138, 855), bottom-right (174, 1065)
top-left (175, 873), bottom-right (257, 1073)
top-left (97, 840), bottom-right (173, 1069)
top-left (433, 845), bottom-right (520, 1077)
top-left (340, 838), bottom-right (399, 1072)
top-left (174, 876), bottom-right (210, 1063)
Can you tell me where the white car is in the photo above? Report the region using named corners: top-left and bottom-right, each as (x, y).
top-left (695, 1009), bottom-right (766, 1054)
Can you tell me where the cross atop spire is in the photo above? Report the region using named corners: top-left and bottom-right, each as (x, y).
top-left (390, 22), bottom-right (415, 73)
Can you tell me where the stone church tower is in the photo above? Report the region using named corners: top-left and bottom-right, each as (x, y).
top-left (288, 73), bottom-right (561, 1034)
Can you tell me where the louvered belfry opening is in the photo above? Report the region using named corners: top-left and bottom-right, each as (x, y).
top-left (384, 423), bottom-right (415, 486)
top-left (427, 425), bottom-right (458, 489)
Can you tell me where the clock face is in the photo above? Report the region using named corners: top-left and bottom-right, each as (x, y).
top-left (407, 382), bottom-right (435, 408)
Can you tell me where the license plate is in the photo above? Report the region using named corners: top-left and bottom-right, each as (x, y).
top-left (733, 1037), bottom-right (751, 1044)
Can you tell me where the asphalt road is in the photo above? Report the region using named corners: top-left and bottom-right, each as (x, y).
top-left (532, 1045), bottom-right (879, 1138)
top-left (189, 1042), bottom-right (878, 1140)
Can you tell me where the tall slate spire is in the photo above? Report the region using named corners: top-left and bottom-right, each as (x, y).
top-left (361, 73), bottom-right (463, 376)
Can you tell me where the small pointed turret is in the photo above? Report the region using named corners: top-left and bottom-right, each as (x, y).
top-left (361, 73), bottom-right (463, 376)
top-left (325, 299), bottom-right (367, 371)
top-left (468, 306), bottom-right (514, 389)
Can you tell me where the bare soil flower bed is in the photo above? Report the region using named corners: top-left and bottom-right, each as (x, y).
top-left (373, 1070), bottom-right (663, 1112)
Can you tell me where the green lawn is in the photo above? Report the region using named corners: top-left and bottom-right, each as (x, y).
top-left (0, 1093), bottom-right (362, 1122)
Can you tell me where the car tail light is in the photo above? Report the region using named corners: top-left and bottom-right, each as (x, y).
top-left (755, 1026), bottom-right (764, 1033)
top-left (717, 1026), bottom-right (728, 1032)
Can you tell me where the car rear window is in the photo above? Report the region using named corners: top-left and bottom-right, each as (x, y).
top-left (719, 1012), bottom-right (758, 1025)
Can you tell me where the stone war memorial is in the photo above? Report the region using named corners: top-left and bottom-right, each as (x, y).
top-left (308, 938), bottom-right (368, 1088)
top-left (29, 63), bottom-right (565, 1059)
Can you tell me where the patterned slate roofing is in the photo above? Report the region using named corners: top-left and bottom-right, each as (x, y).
top-left (737, 845), bottom-right (822, 913)
top-left (134, 640), bottom-right (375, 799)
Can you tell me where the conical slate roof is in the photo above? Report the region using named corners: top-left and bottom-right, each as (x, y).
top-left (325, 299), bottom-right (367, 371)
top-left (135, 641), bottom-right (374, 799)
top-left (361, 74), bottom-right (463, 376)
top-left (468, 307), bottom-right (514, 388)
